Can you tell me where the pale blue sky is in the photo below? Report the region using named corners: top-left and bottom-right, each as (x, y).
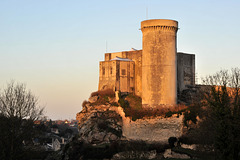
top-left (1, 0), bottom-right (240, 120)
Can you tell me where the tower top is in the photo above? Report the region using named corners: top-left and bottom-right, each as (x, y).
top-left (141, 19), bottom-right (178, 32)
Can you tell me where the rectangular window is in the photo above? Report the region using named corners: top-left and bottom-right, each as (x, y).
top-left (121, 69), bottom-right (126, 76)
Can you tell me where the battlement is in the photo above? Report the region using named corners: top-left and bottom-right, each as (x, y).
top-left (141, 19), bottom-right (178, 32)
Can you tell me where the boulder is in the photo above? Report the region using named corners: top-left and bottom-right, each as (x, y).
top-left (111, 150), bottom-right (157, 160)
top-left (181, 144), bottom-right (197, 150)
top-left (163, 149), bottom-right (190, 159)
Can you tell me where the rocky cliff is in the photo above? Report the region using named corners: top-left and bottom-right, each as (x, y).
top-left (77, 102), bottom-right (123, 145)
top-left (46, 91), bottom-right (214, 160)
top-left (77, 95), bottom-right (183, 144)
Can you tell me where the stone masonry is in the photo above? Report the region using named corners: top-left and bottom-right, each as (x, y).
top-left (98, 19), bottom-right (195, 108)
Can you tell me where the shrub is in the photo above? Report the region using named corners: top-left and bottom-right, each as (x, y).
top-left (165, 111), bottom-right (173, 118)
top-left (119, 96), bottom-right (188, 120)
top-left (90, 89), bottom-right (115, 98)
top-left (118, 98), bottom-right (125, 108)
top-left (183, 106), bottom-right (198, 127)
top-left (92, 96), bottom-right (110, 105)
top-left (103, 96), bottom-right (109, 102)
top-left (90, 89), bottom-right (115, 105)
top-left (82, 100), bottom-right (88, 107)
top-left (125, 94), bottom-right (142, 110)
top-left (90, 91), bottom-right (99, 97)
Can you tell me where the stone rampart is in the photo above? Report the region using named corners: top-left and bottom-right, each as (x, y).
top-left (111, 107), bottom-right (183, 143)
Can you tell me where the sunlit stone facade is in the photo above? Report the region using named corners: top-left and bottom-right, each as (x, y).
top-left (98, 19), bottom-right (195, 108)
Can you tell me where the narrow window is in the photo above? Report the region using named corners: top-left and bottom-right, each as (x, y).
top-left (110, 67), bottom-right (112, 75)
top-left (102, 67), bottom-right (105, 75)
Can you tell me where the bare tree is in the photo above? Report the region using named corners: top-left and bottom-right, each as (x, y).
top-left (0, 81), bottom-right (44, 160)
top-left (0, 81), bottom-right (43, 120)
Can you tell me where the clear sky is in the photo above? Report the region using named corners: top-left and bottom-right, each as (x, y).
top-left (1, 0), bottom-right (240, 120)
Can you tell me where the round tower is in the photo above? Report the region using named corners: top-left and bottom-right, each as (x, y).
top-left (141, 19), bottom-right (178, 108)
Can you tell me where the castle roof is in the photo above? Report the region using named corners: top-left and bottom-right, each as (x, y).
top-left (110, 57), bottom-right (133, 62)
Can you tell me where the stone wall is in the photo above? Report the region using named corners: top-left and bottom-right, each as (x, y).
top-left (121, 50), bottom-right (142, 97)
top-left (98, 59), bottom-right (135, 93)
top-left (99, 61), bottom-right (116, 91)
top-left (100, 50), bottom-right (195, 98)
top-left (77, 101), bottom-right (183, 144)
top-left (112, 107), bottom-right (183, 143)
top-left (102, 50), bottom-right (142, 97)
top-left (177, 52), bottom-right (195, 92)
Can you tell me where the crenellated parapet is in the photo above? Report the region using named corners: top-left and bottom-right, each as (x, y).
top-left (141, 25), bottom-right (178, 32)
top-left (141, 19), bottom-right (178, 33)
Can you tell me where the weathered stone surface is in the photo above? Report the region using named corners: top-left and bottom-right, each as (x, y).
top-left (163, 149), bottom-right (190, 159)
top-left (111, 150), bottom-right (157, 160)
top-left (113, 107), bottom-right (184, 143)
top-left (77, 105), bottom-right (183, 144)
top-left (77, 104), bottom-right (122, 145)
top-left (98, 19), bottom-right (196, 110)
top-left (177, 53), bottom-right (195, 93)
top-left (77, 97), bottom-right (184, 145)
top-left (141, 19), bottom-right (178, 107)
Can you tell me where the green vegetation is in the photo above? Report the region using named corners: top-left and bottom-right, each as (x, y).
top-left (181, 68), bottom-right (240, 160)
top-left (118, 93), bottom-right (187, 121)
top-left (89, 90), bottom-right (188, 121)
top-left (91, 89), bottom-right (115, 98)
top-left (182, 106), bottom-right (198, 128)
top-left (84, 69), bottom-right (240, 159)
top-left (165, 108), bottom-right (187, 118)
top-left (90, 89), bottom-right (116, 105)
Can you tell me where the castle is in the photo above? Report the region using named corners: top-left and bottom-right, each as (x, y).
top-left (98, 19), bottom-right (195, 108)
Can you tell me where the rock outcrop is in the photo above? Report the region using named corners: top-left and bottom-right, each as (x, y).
top-left (77, 103), bottom-right (122, 145)
top-left (163, 149), bottom-right (191, 159)
top-left (77, 92), bottom-right (184, 144)
top-left (73, 93), bottom-right (185, 159)
top-left (111, 150), bottom-right (157, 160)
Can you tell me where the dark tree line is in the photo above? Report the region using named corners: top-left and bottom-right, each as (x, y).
top-left (187, 68), bottom-right (240, 160)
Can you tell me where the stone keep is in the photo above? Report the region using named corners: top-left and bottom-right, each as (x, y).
top-left (98, 19), bottom-right (195, 108)
top-left (141, 19), bottom-right (178, 108)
